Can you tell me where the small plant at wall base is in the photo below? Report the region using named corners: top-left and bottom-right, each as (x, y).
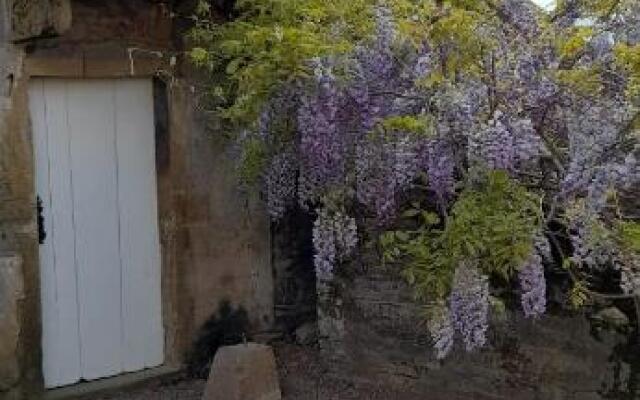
top-left (187, 301), bottom-right (251, 378)
top-left (189, 0), bottom-right (640, 358)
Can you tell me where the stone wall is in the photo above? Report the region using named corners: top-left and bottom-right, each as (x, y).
top-left (11, 0), bottom-right (71, 41)
top-left (173, 93), bottom-right (273, 336)
top-left (0, 255), bottom-right (23, 400)
top-left (0, 2), bottom-right (36, 397)
top-left (0, 1), bottom-right (274, 397)
top-left (318, 269), bottom-right (632, 400)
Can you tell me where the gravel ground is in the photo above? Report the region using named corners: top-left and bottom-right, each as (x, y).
top-left (88, 344), bottom-right (438, 400)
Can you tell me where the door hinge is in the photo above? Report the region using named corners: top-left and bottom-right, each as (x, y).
top-left (37, 195), bottom-right (46, 244)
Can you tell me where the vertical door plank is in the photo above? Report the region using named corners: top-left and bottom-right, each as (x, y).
top-left (30, 80), bottom-right (83, 388)
top-left (115, 80), bottom-right (164, 371)
top-left (29, 80), bottom-right (60, 387)
top-left (66, 80), bottom-right (123, 380)
top-left (43, 80), bottom-right (83, 387)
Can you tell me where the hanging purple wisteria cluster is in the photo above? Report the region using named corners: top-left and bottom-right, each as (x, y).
top-left (265, 150), bottom-right (297, 220)
top-left (312, 207), bottom-right (358, 280)
top-left (449, 264), bottom-right (490, 353)
top-left (518, 253), bottom-right (547, 319)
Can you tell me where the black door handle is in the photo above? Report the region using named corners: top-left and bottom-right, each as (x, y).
top-left (37, 195), bottom-right (46, 244)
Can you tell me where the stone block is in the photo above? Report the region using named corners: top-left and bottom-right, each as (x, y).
top-left (202, 343), bottom-right (281, 400)
top-left (1, 1), bottom-right (9, 40)
top-left (11, 0), bottom-right (71, 41)
top-left (0, 254), bottom-right (23, 391)
top-left (24, 56), bottom-right (83, 77)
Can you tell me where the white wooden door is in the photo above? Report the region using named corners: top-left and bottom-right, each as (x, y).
top-left (30, 79), bottom-right (164, 388)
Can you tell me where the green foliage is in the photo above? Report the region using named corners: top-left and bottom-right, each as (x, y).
top-left (238, 138), bottom-right (267, 184)
top-left (381, 210), bottom-right (453, 299)
top-left (440, 171), bottom-right (543, 277)
top-left (386, 0), bottom-right (437, 44)
top-left (569, 280), bottom-right (589, 309)
top-left (427, 7), bottom-right (489, 79)
top-left (188, 0), bottom-right (375, 125)
top-left (188, 0), bottom-right (508, 126)
top-left (554, 0), bottom-right (622, 20)
top-left (616, 220), bottom-right (640, 254)
top-left (555, 67), bottom-right (603, 96)
top-left (490, 295), bottom-right (507, 319)
top-left (188, 0), bottom-right (640, 340)
top-left (616, 44), bottom-right (640, 72)
top-left (564, 198), bottom-right (640, 257)
top-left (379, 115), bottom-right (436, 137)
top-left (382, 171), bottom-right (543, 301)
top-left (557, 26), bottom-right (593, 59)
top-left (615, 44), bottom-right (640, 100)
top-left (188, 0), bottom-right (634, 128)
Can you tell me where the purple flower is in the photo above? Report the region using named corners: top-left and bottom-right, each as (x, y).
top-left (298, 62), bottom-right (346, 201)
top-left (499, 0), bottom-right (541, 37)
top-left (470, 112), bottom-right (541, 172)
top-left (355, 138), bottom-right (398, 224)
top-left (449, 264), bottom-right (490, 352)
top-left (519, 250), bottom-right (547, 318)
top-left (312, 207), bottom-right (358, 280)
top-left (313, 209), bottom-right (338, 281)
top-left (429, 307), bottom-right (455, 359)
top-left (424, 138), bottom-right (456, 207)
top-left (356, 132), bottom-right (423, 224)
top-left (265, 150), bottom-right (297, 220)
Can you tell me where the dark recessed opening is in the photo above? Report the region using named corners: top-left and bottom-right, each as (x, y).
top-left (272, 207), bottom-right (317, 340)
top-left (153, 77), bottom-right (170, 173)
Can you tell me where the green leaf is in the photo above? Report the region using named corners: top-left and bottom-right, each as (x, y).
top-left (226, 58), bottom-right (243, 74)
top-left (389, 171), bottom-right (542, 302)
top-left (189, 47), bottom-right (209, 65)
top-left (422, 212), bottom-right (440, 226)
top-left (395, 231), bottom-right (409, 241)
top-left (401, 209), bottom-right (421, 218)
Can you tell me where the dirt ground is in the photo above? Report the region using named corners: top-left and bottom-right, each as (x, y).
top-left (275, 344), bottom-right (429, 400)
top-left (89, 344), bottom-right (430, 400)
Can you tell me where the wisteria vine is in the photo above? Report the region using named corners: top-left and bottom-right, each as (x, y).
top-left (192, 0), bottom-right (640, 358)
